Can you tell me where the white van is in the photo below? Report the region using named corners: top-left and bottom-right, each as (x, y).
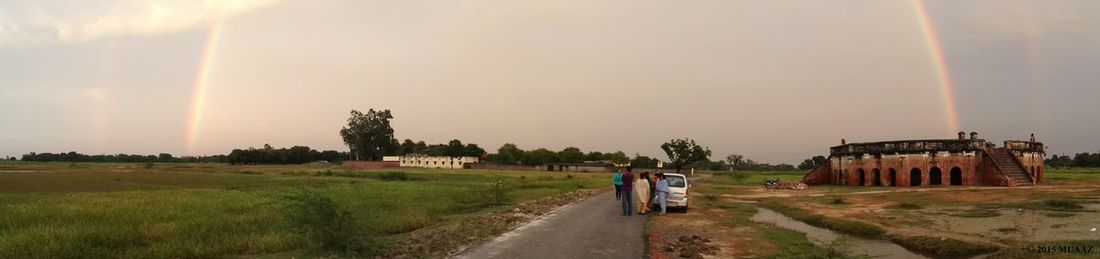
top-left (663, 173), bottom-right (689, 212)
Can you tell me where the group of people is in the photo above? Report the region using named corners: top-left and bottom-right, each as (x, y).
top-left (612, 166), bottom-right (669, 216)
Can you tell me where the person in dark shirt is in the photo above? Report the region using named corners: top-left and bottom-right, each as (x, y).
top-left (620, 167), bottom-right (635, 216)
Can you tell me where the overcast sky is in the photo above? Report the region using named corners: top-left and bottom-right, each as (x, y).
top-left (1, 0), bottom-right (1098, 164)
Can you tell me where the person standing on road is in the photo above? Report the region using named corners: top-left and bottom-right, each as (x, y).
top-left (612, 169), bottom-right (624, 200)
top-left (649, 172), bottom-right (657, 211)
top-left (634, 172), bottom-right (651, 215)
top-left (654, 173), bottom-right (670, 215)
top-left (620, 167), bottom-right (635, 216)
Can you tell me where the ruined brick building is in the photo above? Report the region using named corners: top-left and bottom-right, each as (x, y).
top-left (802, 132), bottom-right (1044, 187)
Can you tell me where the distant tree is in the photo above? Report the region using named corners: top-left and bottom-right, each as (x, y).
top-left (338, 109), bottom-right (399, 161)
top-left (9, 157), bottom-right (15, 161)
top-left (661, 138), bottom-right (712, 173)
top-left (726, 154), bottom-right (745, 171)
top-left (631, 154), bottom-right (660, 168)
top-left (558, 147), bottom-right (585, 163)
top-left (585, 151), bottom-right (604, 162)
top-left (158, 153), bottom-right (173, 162)
top-left (522, 148), bottom-right (559, 165)
top-left (427, 144), bottom-right (448, 157)
top-left (603, 151), bottom-right (630, 165)
top-left (798, 155), bottom-right (828, 170)
top-left (464, 144), bottom-right (486, 157)
top-left (493, 143), bottom-right (525, 165)
top-left (401, 139), bottom-right (416, 154)
top-left (445, 139), bottom-right (467, 157)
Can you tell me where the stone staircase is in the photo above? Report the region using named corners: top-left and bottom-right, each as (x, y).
top-left (988, 148), bottom-right (1034, 186)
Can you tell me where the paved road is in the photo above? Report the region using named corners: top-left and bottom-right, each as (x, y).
top-left (454, 191), bottom-right (647, 259)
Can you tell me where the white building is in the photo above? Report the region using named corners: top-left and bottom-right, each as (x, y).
top-left (382, 154), bottom-right (479, 169)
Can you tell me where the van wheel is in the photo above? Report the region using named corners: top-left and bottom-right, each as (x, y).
top-left (680, 206), bottom-right (689, 213)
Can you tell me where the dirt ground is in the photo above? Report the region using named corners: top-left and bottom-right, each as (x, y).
top-left (737, 184), bottom-right (1100, 248)
top-left (647, 207), bottom-right (735, 259)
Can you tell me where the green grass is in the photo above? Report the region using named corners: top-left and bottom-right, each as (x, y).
top-left (0, 162), bottom-right (608, 258)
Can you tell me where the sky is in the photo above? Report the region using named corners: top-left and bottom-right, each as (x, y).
top-left (1, 0), bottom-right (1098, 164)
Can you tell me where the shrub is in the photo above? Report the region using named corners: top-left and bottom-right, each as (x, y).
top-left (376, 171), bottom-right (410, 181)
top-left (143, 163), bottom-right (155, 169)
top-left (278, 190), bottom-right (373, 255)
top-left (566, 174), bottom-right (574, 180)
top-left (831, 197), bottom-right (846, 204)
top-left (1044, 199), bottom-right (1084, 210)
top-left (730, 171), bottom-right (751, 183)
top-left (703, 193), bottom-right (719, 201)
top-left (485, 180), bottom-right (510, 206)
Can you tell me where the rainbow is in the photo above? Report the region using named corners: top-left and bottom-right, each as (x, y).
top-left (911, 0), bottom-right (961, 135)
top-left (186, 16), bottom-right (227, 154)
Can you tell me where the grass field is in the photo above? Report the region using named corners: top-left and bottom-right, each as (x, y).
top-left (0, 162), bottom-right (608, 258)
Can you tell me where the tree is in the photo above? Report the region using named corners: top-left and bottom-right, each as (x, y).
top-left (798, 155), bottom-right (828, 170)
top-left (661, 138), bottom-right (712, 173)
top-left (522, 148), bottom-right (558, 165)
top-left (603, 151), bottom-right (630, 165)
top-left (464, 144), bottom-right (486, 157)
top-left (631, 154), bottom-right (660, 168)
top-left (585, 151), bottom-right (604, 162)
top-left (559, 147), bottom-right (585, 163)
top-left (445, 139), bottom-right (466, 157)
top-left (339, 109), bottom-right (399, 161)
top-left (494, 143), bottom-right (525, 165)
top-left (726, 154), bottom-right (745, 171)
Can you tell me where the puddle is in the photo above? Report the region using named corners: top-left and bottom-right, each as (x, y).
top-left (751, 207), bottom-right (929, 258)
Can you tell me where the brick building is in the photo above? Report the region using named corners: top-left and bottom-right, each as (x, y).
top-left (802, 132), bottom-right (1044, 187)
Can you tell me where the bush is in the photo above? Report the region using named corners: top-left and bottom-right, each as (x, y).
top-left (730, 171), bottom-right (751, 183)
top-left (566, 174), bottom-right (574, 180)
top-left (278, 190), bottom-right (373, 255)
top-left (1044, 199), bottom-right (1084, 210)
top-left (831, 197), bottom-right (846, 204)
top-left (485, 180), bottom-right (510, 206)
top-left (376, 171), bottom-right (409, 181)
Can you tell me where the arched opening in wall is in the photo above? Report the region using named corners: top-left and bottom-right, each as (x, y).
top-left (871, 169), bottom-right (882, 186)
top-left (835, 170), bottom-right (841, 185)
top-left (857, 169), bottom-right (866, 186)
top-left (950, 167), bottom-right (963, 185)
top-left (910, 168), bottom-right (922, 186)
top-left (888, 169), bottom-right (897, 186)
top-left (1031, 166), bottom-right (1036, 177)
top-left (930, 167), bottom-right (943, 185)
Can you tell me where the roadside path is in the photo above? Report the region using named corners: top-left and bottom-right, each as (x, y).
top-left (454, 191), bottom-right (647, 259)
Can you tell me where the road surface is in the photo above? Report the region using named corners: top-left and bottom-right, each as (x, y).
top-left (454, 191), bottom-right (647, 259)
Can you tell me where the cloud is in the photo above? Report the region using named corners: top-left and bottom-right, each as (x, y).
top-left (0, 0), bottom-right (282, 46)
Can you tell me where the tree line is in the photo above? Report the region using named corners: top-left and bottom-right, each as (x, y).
top-left (484, 143), bottom-right (632, 166)
top-left (19, 152), bottom-right (226, 163)
top-left (226, 145), bottom-right (349, 165)
top-left (1046, 152), bottom-right (1100, 168)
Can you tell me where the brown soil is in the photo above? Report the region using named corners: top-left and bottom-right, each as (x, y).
top-left (647, 208), bottom-right (736, 259)
top-left (770, 185), bottom-right (1100, 248)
